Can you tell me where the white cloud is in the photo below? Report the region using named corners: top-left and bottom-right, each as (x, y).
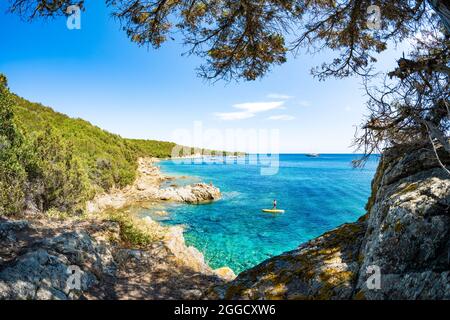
top-left (215, 101), bottom-right (285, 121)
top-left (214, 111), bottom-right (255, 121)
top-left (297, 100), bottom-right (311, 107)
top-left (233, 101), bottom-right (285, 113)
top-left (267, 114), bottom-right (296, 121)
top-left (267, 93), bottom-right (293, 100)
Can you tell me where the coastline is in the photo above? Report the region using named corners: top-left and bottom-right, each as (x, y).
top-left (1, 148), bottom-right (448, 300)
top-left (86, 158), bottom-right (222, 213)
top-left (0, 157), bottom-right (236, 299)
top-left (86, 157), bottom-right (236, 281)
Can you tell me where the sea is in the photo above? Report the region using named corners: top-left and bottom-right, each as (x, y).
top-left (137, 154), bottom-right (378, 274)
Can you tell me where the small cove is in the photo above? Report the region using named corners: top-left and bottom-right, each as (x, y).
top-left (137, 154), bottom-right (378, 273)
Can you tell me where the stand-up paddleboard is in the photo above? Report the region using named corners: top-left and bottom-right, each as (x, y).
top-left (262, 209), bottom-right (285, 213)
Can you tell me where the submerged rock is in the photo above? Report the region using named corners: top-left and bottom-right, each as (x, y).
top-left (154, 210), bottom-right (169, 216)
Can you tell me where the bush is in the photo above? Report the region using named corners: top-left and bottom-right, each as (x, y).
top-left (1, 75), bottom-right (90, 216)
top-left (0, 78), bottom-right (27, 216)
top-left (11, 94), bottom-right (179, 192)
top-left (0, 152), bottom-right (27, 216)
top-left (29, 129), bottom-right (91, 213)
top-left (108, 210), bottom-right (165, 246)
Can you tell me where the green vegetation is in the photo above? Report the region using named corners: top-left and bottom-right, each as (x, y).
top-left (30, 128), bottom-right (91, 212)
top-left (0, 75), bottom-right (27, 215)
top-left (108, 210), bottom-right (165, 246)
top-left (11, 94), bottom-right (180, 191)
top-left (10, 92), bottom-right (238, 193)
top-left (0, 74), bottom-right (237, 217)
top-left (1, 77), bottom-right (90, 215)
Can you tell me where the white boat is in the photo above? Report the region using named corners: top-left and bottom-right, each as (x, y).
top-left (305, 153), bottom-right (320, 157)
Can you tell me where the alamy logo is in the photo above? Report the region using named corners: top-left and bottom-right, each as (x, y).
top-left (170, 121), bottom-right (280, 176)
top-left (66, 5), bottom-right (81, 30)
top-left (367, 5), bottom-right (381, 30)
top-left (66, 265), bottom-right (81, 292)
top-left (366, 265), bottom-right (381, 290)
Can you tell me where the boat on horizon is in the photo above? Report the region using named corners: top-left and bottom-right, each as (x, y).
top-left (305, 153), bottom-right (320, 157)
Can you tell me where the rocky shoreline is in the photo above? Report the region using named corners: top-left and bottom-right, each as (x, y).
top-left (1, 146), bottom-right (448, 300)
top-left (88, 158), bottom-right (234, 281)
top-left (87, 158), bottom-right (221, 213)
top-left (0, 157), bottom-right (235, 300)
top-left (210, 144), bottom-right (450, 300)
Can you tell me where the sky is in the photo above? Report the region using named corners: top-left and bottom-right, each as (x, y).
top-left (0, 1), bottom-right (408, 153)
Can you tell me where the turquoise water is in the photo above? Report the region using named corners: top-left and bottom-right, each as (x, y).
top-left (139, 154), bottom-right (378, 274)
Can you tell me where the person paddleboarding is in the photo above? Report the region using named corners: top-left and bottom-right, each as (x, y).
top-left (261, 200), bottom-right (284, 213)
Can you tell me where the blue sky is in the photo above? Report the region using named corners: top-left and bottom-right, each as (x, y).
top-left (0, 1), bottom-right (407, 153)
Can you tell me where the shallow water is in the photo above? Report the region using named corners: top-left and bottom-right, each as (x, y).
top-left (138, 154), bottom-right (378, 274)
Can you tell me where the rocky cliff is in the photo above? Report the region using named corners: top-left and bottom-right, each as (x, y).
top-left (212, 144), bottom-right (450, 299)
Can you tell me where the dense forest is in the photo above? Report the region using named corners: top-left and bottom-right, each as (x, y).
top-left (0, 74), bottom-right (229, 217)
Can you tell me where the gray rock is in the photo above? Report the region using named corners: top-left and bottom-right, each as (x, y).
top-left (354, 145), bottom-right (450, 299)
top-left (157, 183), bottom-right (221, 203)
top-left (0, 222), bottom-right (118, 300)
top-left (0, 219), bottom-right (29, 241)
top-left (0, 281), bottom-right (10, 299)
top-left (36, 286), bottom-right (68, 300)
top-left (40, 231), bottom-right (117, 277)
top-left (0, 248), bottom-right (98, 300)
top-left (180, 289), bottom-right (203, 299)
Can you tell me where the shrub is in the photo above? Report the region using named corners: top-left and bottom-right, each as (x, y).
top-left (1, 75), bottom-right (91, 216)
top-left (0, 77), bottom-right (27, 216)
top-left (108, 210), bottom-right (165, 246)
top-left (11, 94), bottom-right (179, 192)
top-left (28, 129), bottom-right (91, 213)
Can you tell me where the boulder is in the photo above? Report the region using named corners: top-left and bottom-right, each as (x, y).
top-left (0, 221), bottom-right (116, 300)
top-left (157, 183), bottom-right (221, 203)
